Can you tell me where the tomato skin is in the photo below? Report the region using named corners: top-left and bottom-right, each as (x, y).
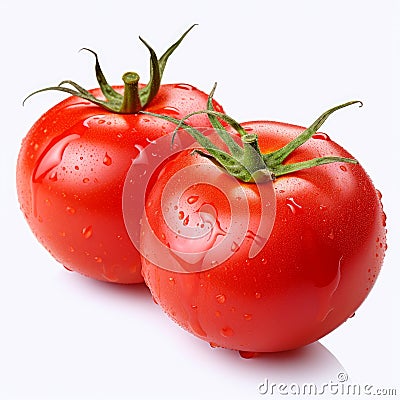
top-left (141, 120), bottom-right (386, 352)
top-left (17, 84), bottom-right (224, 283)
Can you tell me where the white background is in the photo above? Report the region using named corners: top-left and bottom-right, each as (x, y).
top-left (1, 1), bottom-right (399, 399)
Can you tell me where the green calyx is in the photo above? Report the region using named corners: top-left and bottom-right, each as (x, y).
top-left (23, 25), bottom-right (197, 114)
top-left (141, 84), bottom-right (362, 183)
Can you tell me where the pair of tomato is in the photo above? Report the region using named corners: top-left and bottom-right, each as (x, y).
top-left (17, 27), bottom-right (386, 353)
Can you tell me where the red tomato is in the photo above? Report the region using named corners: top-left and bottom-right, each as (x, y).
top-left (140, 106), bottom-right (386, 352)
top-left (16, 27), bottom-right (225, 283)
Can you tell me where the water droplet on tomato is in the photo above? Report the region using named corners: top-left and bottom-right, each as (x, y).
top-left (168, 277), bottom-right (175, 286)
top-left (98, 119), bottom-right (105, 124)
top-left (340, 165), bottom-right (347, 172)
top-left (102, 264), bottom-right (119, 282)
top-left (381, 212), bottom-right (387, 227)
top-left (158, 106), bottom-right (181, 116)
top-left (178, 211), bottom-right (184, 220)
top-left (49, 171), bottom-right (58, 181)
top-left (220, 326), bottom-right (234, 337)
top-left (187, 195), bottom-right (199, 204)
top-left (231, 241), bottom-right (239, 252)
top-left (209, 342), bottom-right (219, 348)
top-left (243, 313), bottom-right (253, 321)
top-left (286, 197), bottom-right (302, 214)
top-left (103, 153), bottom-right (112, 166)
top-left (328, 230), bottom-right (335, 239)
top-left (349, 312), bottom-right (355, 318)
top-left (82, 225), bottom-right (93, 239)
top-left (312, 132), bottom-right (330, 140)
top-left (83, 177), bottom-right (89, 183)
top-left (174, 83), bottom-right (194, 91)
top-left (183, 215), bottom-right (190, 226)
top-left (255, 292), bottom-right (261, 299)
top-left (66, 206), bottom-right (76, 215)
top-left (94, 256), bottom-right (103, 263)
top-left (63, 265), bottom-right (73, 272)
top-left (376, 190), bottom-right (382, 200)
top-left (216, 294), bottom-right (226, 304)
top-left (239, 351), bottom-right (258, 359)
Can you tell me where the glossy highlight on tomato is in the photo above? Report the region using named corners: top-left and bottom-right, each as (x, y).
top-left (140, 106), bottom-right (386, 352)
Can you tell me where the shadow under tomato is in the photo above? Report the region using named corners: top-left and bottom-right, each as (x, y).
top-left (207, 340), bottom-right (347, 387)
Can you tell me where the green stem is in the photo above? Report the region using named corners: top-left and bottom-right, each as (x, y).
top-left (120, 72), bottom-right (142, 114)
top-left (23, 26), bottom-right (196, 114)
top-left (242, 133), bottom-right (267, 174)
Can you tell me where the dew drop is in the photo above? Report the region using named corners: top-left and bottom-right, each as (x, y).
top-left (63, 265), bottom-right (73, 272)
top-left (83, 177), bottom-right (89, 183)
top-left (220, 326), bottom-right (234, 337)
top-left (209, 342), bottom-right (219, 348)
top-left (349, 312), bottom-right (356, 318)
top-left (381, 212), bottom-right (387, 227)
top-left (159, 106), bottom-right (180, 116)
top-left (255, 292), bottom-right (261, 299)
top-left (183, 215), bottom-right (190, 226)
top-left (168, 277), bottom-right (175, 286)
top-left (340, 165), bottom-right (347, 172)
top-left (312, 132), bottom-right (330, 140)
top-left (216, 294), bottom-right (226, 304)
top-left (178, 211), bottom-right (184, 220)
top-left (49, 171), bottom-right (58, 181)
top-left (239, 351), bottom-right (258, 359)
top-left (215, 311), bottom-right (221, 317)
top-left (286, 197), bottom-right (302, 214)
top-left (94, 256), bottom-right (103, 263)
top-left (231, 241), bottom-right (240, 253)
top-left (103, 153), bottom-right (112, 166)
top-left (66, 206), bottom-right (76, 215)
top-left (82, 225), bottom-right (93, 239)
top-left (174, 83), bottom-right (194, 91)
top-left (243, 313), bottom-right (253, 321)
top-left (187, 195), bottom-right (199, 204)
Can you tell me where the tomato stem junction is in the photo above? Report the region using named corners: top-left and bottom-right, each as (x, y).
top-left (23, 25), bottom-right (197, 114)
top-left (141, 84), bottom-right (361, 182)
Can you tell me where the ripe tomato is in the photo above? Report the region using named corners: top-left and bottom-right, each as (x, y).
top-left (140, 102), bottom-right (386, 352)
top-left (16, 27), bottom-right (224, 283)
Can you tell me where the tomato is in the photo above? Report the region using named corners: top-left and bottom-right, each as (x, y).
top-left (16, 27), bottom-right (224, 283)
top-left (139, 102), bottom-right (386, 353)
